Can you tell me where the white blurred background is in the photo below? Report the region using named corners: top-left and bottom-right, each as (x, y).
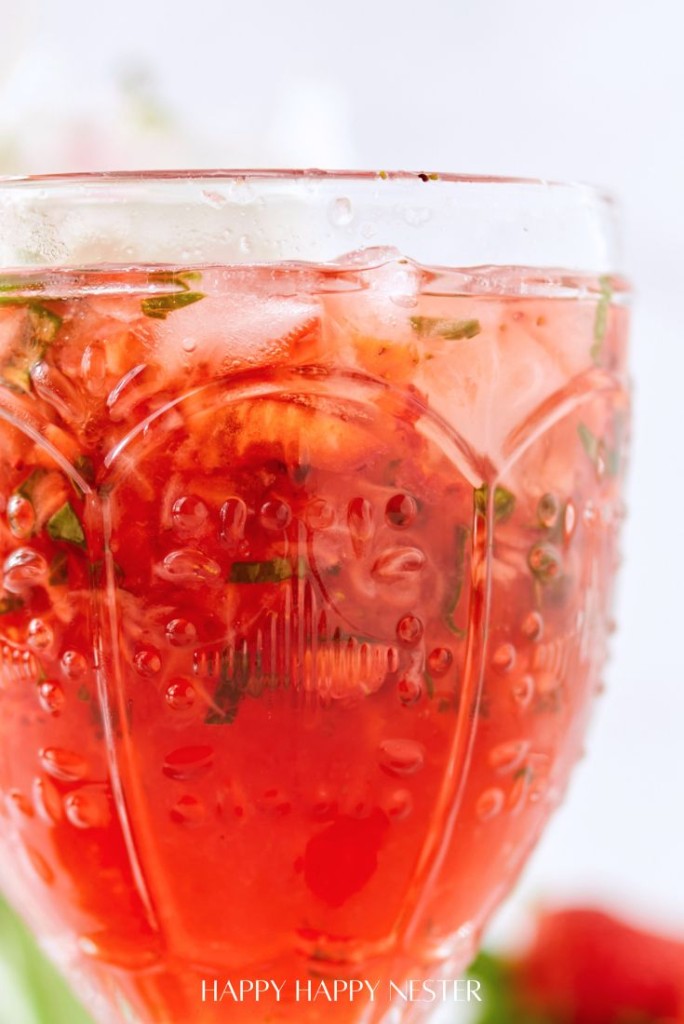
top-left (1, 0), bottom-right (682, 950)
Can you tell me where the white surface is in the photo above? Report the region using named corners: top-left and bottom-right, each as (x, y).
top-left (1, 0), bottom-right (683, 940)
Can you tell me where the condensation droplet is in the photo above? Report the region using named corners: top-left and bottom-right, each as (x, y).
top-left (164, 678), bottom-right (196, 711)
top-left (159, 548), bottom-right (221, 584)
top-left (383, 789), bottom-right (413, 821)
top-left (219, 497), bottom-right (247, 546)
top-left (347, 497), bottom-right (374, 554)
top-left (491, 642), bottom-right (516, 673)
top-left (396, 614), bottom-right (423, 646)
top-left (310, 786), bottom-right (338, 821)
top-left (170, 794), bottom-right (206, 826)
top-left (7, 494), bottom-right (35, 538)
top-left (260, 498), bottom-right (292, 532)
top-left (371, 546), bottom-right (425, 583)
top-left (385, 493), bottom-right (418, 529)
top-left (27, 618), bottom-right (54, 651)
top-left (427, 647), bottom-right (453, 676)
top-left (488, 740), bottom-right (530, 775)
top-left (33, 776), bottom-right (63, 824)
top-left (476, 788), bottom-right (505, 821)
top-left (511, 673), bottom-right (535, 708)
top-left (39, 747), bottom-right (88, 782)
top-left (329, 197), bottom-right (353, 226)
top-left (61, 649), bottom-right (87, 679)
top-left (378, 738), bottom-right (425, 776)
top-left (171, 495), bottom-right (208, 536)
top-left (537, 493), bottom-right (560, 529)
top-left (564, 499), bottom-right (577, 541)
top-left (2, 547), bottom-right (48, 593)
top-left (165, 618), bottom-right (197, 647)
top-left (181, 336), bottom-right (197, 354)
top-left (38, 680), bottom-right (65, 715)
top-left (396, 675), bottom-right (423, 706)
top-left (64, 784), bottom-right (111, 829)
top-left (583, 500), bottom-right (598, 527)
top-left (162, 745), bottom-right (214, 781)
top-left (78, 932), bottom-right (160, 968)
top-left (257, 788), bottom-right (292, 817)
top-left (134, 645), bottom-right (162, 676)
top-left (8, 789), bottom-right (33, 818)
top-left (528, 543), bottom-right (563, 583)
top-left (521, 611), bottom-right (544, 642)
top-left (304, 498), bottom-right (335, 530)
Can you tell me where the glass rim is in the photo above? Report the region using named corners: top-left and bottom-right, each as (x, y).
top-left (0, 167), bottom-right (617, 204)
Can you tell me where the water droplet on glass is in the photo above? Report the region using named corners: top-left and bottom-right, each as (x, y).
top-left (304, 498), bottom-right (335, 530)
top-left (329, 197), bottom-right (353, 226)
top-left (396, 614), bottom-right (423, 646)
top-left (38, 680), bottom-right (65, 715)
top-left (537, 493), bottom-right (560, 529)
top-left (385, 493), bottom-right (418, 529)
top-left (170, 794), bottom-right (206, 825)
top-left (521, 611), bottom-right (544, 642)
top-left (33, 776), bottom-right (63, 823)
top-left (165, 678), bottom-right (196, 711)
top-left (257, 788), bottom-right (292, 817)
top-left (564, 499), bottom-right (577, 541)
top-left (347, 497), bottom-right (374, 554)
top-left (378, 738), bottom-right (425, 776)
top-left (181, 336), bottom-right (197, 354)
top-left (371, 546), bottom-right (425, 583)
top-left (165, 618), bottom-right (197, 647)
top-left (64, 784), bottom-right (111, 829)
top-left (219, 497), bottom-right (247, 546)
top-left (310, 786), bottom-right (337, 821)
top-left (583, 500), bottom-right (598, 527)
top-left (134, 644), bottom-right (162, 676)
top-left (162, 745), bottom-right (214, 781)
top-left (27, 618), bottom-right (53, 651)
top-left (383, 789), bottom-right (413, 820)
top-left (260, 498), bottom-right (292, 532)
top-left (61, 650), bottom-right (87, 679)
top-left (8, 789), bottom-right (33, 817)
top-left (476, 788), bottom-right (505, 821)
top-left (396, 675), bottom-right (423, 706)
top-left (488, 740), bottom-right (530, 775)
top-left (528, 543), bottom-right (563, 583)
top-left (39, 747), bottom-right (88, 782)
top-left (172, 495), bottom-right (208, 536)
top-left (491, 642), bottom-right (516, 673)
top-left (7, 495), bottom-right (35, 538)
top-left (427, 647), bottom-right (453, 676)
top-left (2, 547), bottom-right (48, 593)
top-left (511, 673), bottom-right (535, 708)
top-left (78, 932), bottom-right (160, 968)
top-left (160, 548), bottom-right (221, 584)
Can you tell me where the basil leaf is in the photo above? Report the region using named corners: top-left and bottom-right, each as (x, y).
top-left (46, 502), bottom-right (86, 548)
top-left (229, 557), bottom-right (305, 584)
top-left (474, 484), bottom-right (516, 522)
top-left (410, 316), bottom-right (481, 340)
top-left (141, 290), bottom-right (204, 319)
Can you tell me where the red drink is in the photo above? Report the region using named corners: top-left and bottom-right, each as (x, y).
top-left (0, 174), bottom-right (629, 1024)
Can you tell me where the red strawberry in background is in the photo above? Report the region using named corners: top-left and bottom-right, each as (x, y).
top-left (469, 907), bottom-right (684, 1024)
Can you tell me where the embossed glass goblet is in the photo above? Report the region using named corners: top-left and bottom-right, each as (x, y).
top-left (0, 172), bottom-right (629, 1024)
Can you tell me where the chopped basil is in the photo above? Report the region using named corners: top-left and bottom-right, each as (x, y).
top-left (27, 304), bottom-right (62, 344)
top-left (229, 557), bottom-right (305, 584)
top-left (74, 454), bottom-right (95, 484)
top-left (424, 670), bottom-right (435, 699)
top-left (17, 468), bottom-right (48, 503)
top-left (410, 316), bottom-right (481, 340)
top-left (141, 290), bottom-right (205, 319)
top-left (474, 484), bottom-right (516, 522)
top-left (46, 502), bottom-right (86, 548)
top-left (48, 551), bottom-right (69, 586)
top-left (205, 648), bottom-right (249, 725)
top-left (590, 275), bottom-right (613, 363)
top-left (0, 301), bottom-right (62, 393)
top-left (443, 524), bottom-right (469, 634)
top-left (77, 684), bottom-right (90, 702)
top-left (0, 595), bottom-right (24, 615)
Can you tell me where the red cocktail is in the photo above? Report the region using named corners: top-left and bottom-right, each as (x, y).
top-left (0, 172), bottom-right (629, 1024)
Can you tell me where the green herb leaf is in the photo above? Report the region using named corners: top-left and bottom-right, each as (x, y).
top-left (0, 301), bottom-right (62, 394)
top-left (578, 422), bottom-right (620, 477)
top-left (77, 684), bottom-right (90, 702)
top-left (48, 551), bottom-right (69, 586)
top-left (590, 274), bottom-right (613, 363)
top-left (229, 557), bottom-right (305, 584)
top-left (443, 524), bottom-right (469, 634)
top-left (141, 290), bottom-right (205, 319)
top-left (410, 315), bottom-right (481, 340)
top-left (205, 648), bottom-right (249, 725)
top-left (0, 595), bottom-right (24, 615)
top-left (424, 670), bottom-right (435, 698)
top-left (74, 454), bottom-right (95, 484)
top-left (17, 468), bottom-right (48, 503)
top-left (46, 502), bottom-right (86, 548)
top-left (474, 484), bottom-right (516, 522)
top-left (27, 304), bottom-right (62, 344)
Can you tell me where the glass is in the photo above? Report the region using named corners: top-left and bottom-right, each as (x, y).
top-left (0, 171), bottom-right (630, 1024)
